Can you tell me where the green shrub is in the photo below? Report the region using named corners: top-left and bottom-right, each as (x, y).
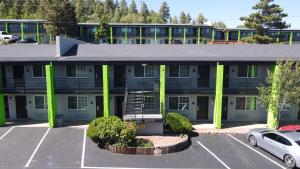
top-left (166, 112), bottom-right (193, 135)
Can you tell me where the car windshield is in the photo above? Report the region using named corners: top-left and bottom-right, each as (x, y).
top-left (296, 141), bottom-right (300, 146)
top-left (2, 32), bottom-right (7, 35)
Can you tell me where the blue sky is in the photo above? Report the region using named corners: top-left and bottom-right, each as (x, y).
top-left (126, 0), bottom-right (300, 28)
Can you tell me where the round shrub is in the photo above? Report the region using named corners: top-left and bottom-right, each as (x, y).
top-left (166, 112), bottom-right (193, 135)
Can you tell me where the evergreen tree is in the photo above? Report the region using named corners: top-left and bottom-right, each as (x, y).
top-left (128, 0), bottom-right (137, 14)
top-left (212, 21), bottom-right (227, 28)
top-left (179, 11), bottom-right (186, 24)
top-left (119, 0), bottom-right (128, 15)
top-left (140, 1), bottom-right (149, 23)
top-left (9, 0), bottom-right (23, 19)
top-left (158, 1), bottom-right (170, 23)
top-left (0, 0), bottom-right (8, 18)
top-left (240, 0), bottom-right (290, 43)
top-left (171, 15), bottom-right (178, 24)
top-left (74, 0), bottom-right (87, 22)
top-left (22, 0), bottom-right (35, 18)
top-left (196, 13), bottom-right (207, 25)
top-left (185, 13), bottom-right (191, 24)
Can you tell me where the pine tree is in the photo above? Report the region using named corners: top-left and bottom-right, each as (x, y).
top-left (158, 1), bottom-right (170, 23)
top-left (119, 0), bottom-right (128, 16)
top-left (240, 0), bottom-right (290, 43)
top-left (128, 0), bottom-right (137, 14)
top-left (0, 0), bottom-right (8, 18)
top-left (196, 13), bottom-right (207, 25)
top-left (171, 15), bottom-right (178, 24)
top-left (179, 11), bottom-right (186, 24)
top-left (185, 13), bottom-right (191, 24)
top-left (140, 1), bottom-right (149, 23)
top-left (212, 21), bottom-right (227, 28)
top-left (74, 0), bottom-right (87, 22)
top-left (9, 0), bottom-right (23, 19)
top-left (22, 0), bottom-right (34, 18)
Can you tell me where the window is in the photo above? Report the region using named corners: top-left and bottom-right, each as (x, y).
top-left (34, 96), bottom-right (47, 109)
top-left (67, 96), bottom-right (88, 110)
top-left (296, 141), bottom-right (300, 146)
top-left (236, 97), bottom-right (256, 110)
top-left (263, 133), bottom-right (278, 141)
top-left (144, 96), bottom-right (155, 110)
top-left (32, 65), bottom-right (46, 78)
top-left (169, 96), bottom-right (189, 110)
top-left (169, 65), bottom-right (189, 77)
top-left (134, 65), bottom-right (155, 77)
top-left (237, 65), bottom-right (259, 78)
top-left (276, 135), bottom-right (292, 146)
top-left (66, 65), bottom-right (87, 77)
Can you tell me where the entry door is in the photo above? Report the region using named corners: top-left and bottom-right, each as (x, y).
top-left (15, 96), bottom-right (27, 119)
top-left (222, 96), bottom-right (228, 120)
top-left (115, 96), bottom-right (124, 118)
top-left (96, 96), bottom-right (103, 117)
top-left (114, 65), bottom-right (126, 88)
top-left (13, 65), bottom-right (25, 88)
top-left (198, 65), bottom-right (210, 88)
top-left (4, 96), bottom-right (9, 119)
top-left (1, 66), bottom-right (6, 88)
top-left (197, 96), bottom-right (209, 120)
top-left (95, 65), bottom-right (103, 88)
top-left (223, 65), bottom-right (229, 88)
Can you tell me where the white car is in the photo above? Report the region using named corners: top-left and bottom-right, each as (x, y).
top-left (0, 31), bottom-right (19, 42)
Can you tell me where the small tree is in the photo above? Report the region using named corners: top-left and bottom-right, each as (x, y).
top-left (258, 61), bottom-right (300, 129)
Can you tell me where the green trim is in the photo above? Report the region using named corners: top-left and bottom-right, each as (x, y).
top-left (250, 65), bottom-right (256, 77)
top-left (110, 26), bottom-right (113, 44)
top-left (168, 27), bottom-right (172, 44)
top-left (46, 64), bottom-right (57, 128)
top-left (289, 32), bottom-right (293, 45)
top-left (154, 27), bottom-right (157, 45)
top-left (211, 29), bottom-right (215, 44)
top-left (276, 31), bottom-right (280, 44)
top-left (213, 63), bottom-right (224, 129)
top-left (238, 30), bottom-right (241, 42)
top-left (249, 97), bottom-right (256, 111)
top-left (49, 34), bottom-right (52, 43)
top-left (160, 65), bottom-right (166, 116)
top-left (36, 23), bottom-right (40, 44)
top-left (197, 27), bottom-right (201, 45)
top-left (102, 65), bottom-right (110, 117)
top-left (226, 31), bottom-right (229, 42)
top-left (183, 27), bottom-right (186, 45)
top-left (140, 26), bottom-right (142, 45)
top-left (267, 65), bottom-right (281, 129)
top-left (0, 66), bottom-right (5, 126)
top-left (125, 26), bottom-right (128, 44)
top-left (5, 22), bottom-right (8, 33)
top-left (20, 22), bottom-right (24, 40)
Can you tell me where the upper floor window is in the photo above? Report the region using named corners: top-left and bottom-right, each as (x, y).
top-left (169, 96), bottom-right (189, 110)
top-left (169, 65), bottom-right (189, 77)
top-left (236, 96), bottom-right (256, 111)
top-left (32, 65), bottom-right (46, 78)
top-left (237, 65), bottom-right (258, 78)
top-left (134, 65), bottom-right (156, 78)
top-left (34, 95), bottom-right (47, 110)
top-left (67, 96), bottom-right (88, 110)
top-left (66, 65), bottom-right (87, 78)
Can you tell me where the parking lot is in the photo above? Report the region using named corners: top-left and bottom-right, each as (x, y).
top-left (0, 126), bottom-right (291, 169)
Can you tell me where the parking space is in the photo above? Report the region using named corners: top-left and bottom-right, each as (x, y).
top-left (0, 127), bottom-right (48, 168)
top-left (0, 126), bottom-right (12, 139)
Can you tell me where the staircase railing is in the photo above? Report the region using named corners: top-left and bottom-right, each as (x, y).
top-left (122, 80), bottom-right (128, 118)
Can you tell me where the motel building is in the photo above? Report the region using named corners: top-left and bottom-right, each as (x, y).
top-left (0, 20), bottom-right (299, 129)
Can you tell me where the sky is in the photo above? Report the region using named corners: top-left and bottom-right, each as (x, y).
top-left (125, 0), bottom-right (300, 28)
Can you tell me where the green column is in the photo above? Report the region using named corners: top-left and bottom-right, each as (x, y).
top-left (20, 22), bottom-right (24, 40)
top-left (102, 65), bottom-right (110, 117)
top-left (125, 26), bottom-right (128, 44)
top-left (197, 27), bottom-right (201, 45)
top-left (213, 63), bottom-right (224, 129)
top-left (160, 65), bottom-right (166, 117)
top-left (154, 27), bottom-right (157, 45)
top-left (0, 66), bottom-right (5, 126)
top-left (168, 27), bottom-right (172, 44)
top-left (183, 27), bottom-right (186, 45)
top-left (140, 26), bottom-right (142, 45)
top-left (46, 64), bottom-right (57, 128)
top-left (226, 31), bottom-right (229, 42)
top-left (267, 65), bottom-right (281, 129)
top-left (289, 32), bottom-right (293, 45)
top-left (110, 26), bottom-right (113, 44)
top-left (276, 31), bottom-right (280, 44)
top-left (5, 22), bottom-right (8, 33)
top-left (237, 30), bottom-right (241, 42)
top-left (80, 26), bottom-right (84, 40)
top-left (49, 34), bottom-right (52, 43)
top-left (211, 29), bottom-right (215, 44)
top-left (36, 23), bottom-right (40, 44)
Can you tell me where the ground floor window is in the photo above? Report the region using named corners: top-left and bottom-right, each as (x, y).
top-left (34, 96), bottom-right (47, 109)
top-left (169, 96), bottom-right (189, 110)
top-left (68, 96), bottom-right (88, 110)
top-left (236, 96), bottom-right (256, 111)
top-left (144, 96), bottom-right (155, 110)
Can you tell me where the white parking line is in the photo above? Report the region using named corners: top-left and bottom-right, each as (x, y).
top-left (0, 127), bottom-right (14, 140)
top-left (227, 134), bottom-right (287, 169)
top-left (25, 128), bottom-right (51, 168)
top-left (196, 141), bottom-right (231, 169)
top-left (81, 128), bottom-right (87, 168)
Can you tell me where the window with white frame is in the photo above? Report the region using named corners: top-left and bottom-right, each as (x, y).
top-left (236, 97), bottom-right (257, 111)
top-left (169, 96), bottom-right (189, 110)
top-left (237, 65), bottom-right (259, 78)
top-left (66, 65), bottom-right (87, 77)
top-left (169, 65), bottom-right (189, 77)
top-left (144, 96), bottom-right (155, 110)
top-left (134, 65), bottom-right (156, 77)
top-left (34, 96), bottom-right (47, 109)
top-left (32, 65), bottom-right (46, 78)
top-left (67, 96), bottom-right (88, 110)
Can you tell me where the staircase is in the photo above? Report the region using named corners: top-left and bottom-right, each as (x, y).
top-left (124, 91), bottom-right (144, 117)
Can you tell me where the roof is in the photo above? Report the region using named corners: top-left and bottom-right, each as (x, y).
top-left (0, 44), bottom-right (300, 63)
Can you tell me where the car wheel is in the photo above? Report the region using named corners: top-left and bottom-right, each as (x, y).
top-left (248, 135), bottom-right (257, 146)
top-left (284, 154), bottom-right (296, 168)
